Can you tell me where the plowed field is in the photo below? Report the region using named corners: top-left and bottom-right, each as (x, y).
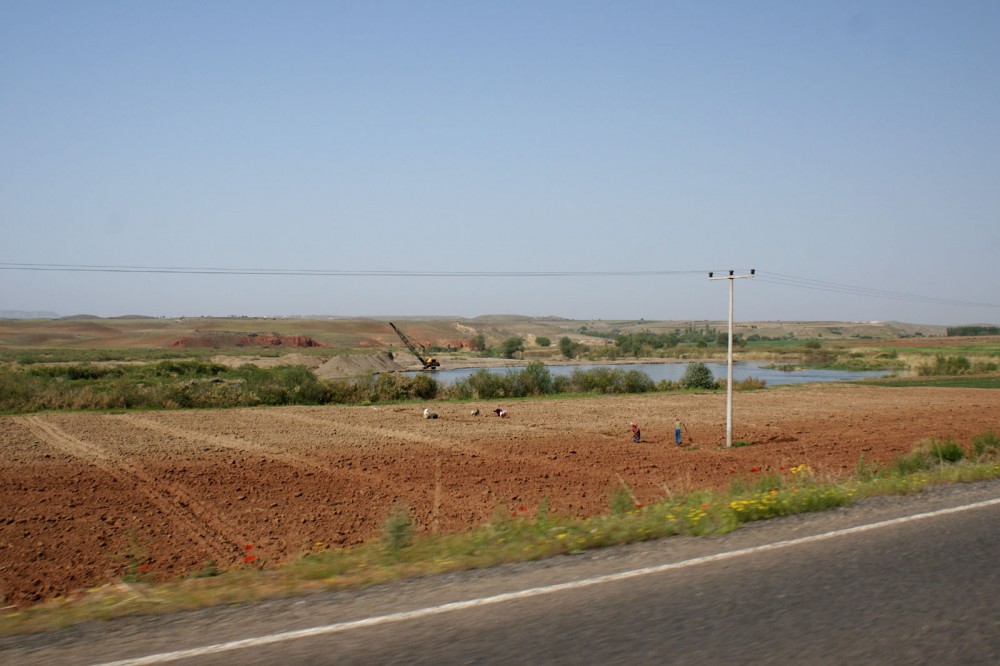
top-left (2, 384), bottom-right (997, 607)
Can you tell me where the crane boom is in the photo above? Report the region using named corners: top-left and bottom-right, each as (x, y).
top-left (388, 322), bottom-right (440, 370)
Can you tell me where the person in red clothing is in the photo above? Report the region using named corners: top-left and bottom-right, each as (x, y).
top-left (630, 422), bottom-right (641, 443)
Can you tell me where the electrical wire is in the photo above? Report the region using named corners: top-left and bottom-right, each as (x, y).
top-left (755, 271), bottom-right (1000, 310)
top-left (0, 262), bottom-right (705, 278)
top-left (2, 262), bottom-right (997, 310)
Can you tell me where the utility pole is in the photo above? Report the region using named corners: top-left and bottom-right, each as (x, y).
top-left (708, 269), bottom-right (755, 447)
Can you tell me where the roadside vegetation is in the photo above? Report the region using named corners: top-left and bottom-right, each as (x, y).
top-left (4, 428), bottom-right (998, 636)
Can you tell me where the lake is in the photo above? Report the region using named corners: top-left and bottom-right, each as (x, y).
top-left (412, 361), bottom-right (892, 386)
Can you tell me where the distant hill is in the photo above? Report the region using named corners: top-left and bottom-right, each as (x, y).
top-left (0, 315), bottom-right (948, 351)
top-left (0, 310), bottom-right (60, 319)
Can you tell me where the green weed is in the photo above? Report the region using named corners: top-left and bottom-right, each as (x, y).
top-left (609, 483), bottom-right (636, 517)
top-left (971, 430), bottom-right (1000, 460)
top-left (381, 504), bottom-right (415, 556)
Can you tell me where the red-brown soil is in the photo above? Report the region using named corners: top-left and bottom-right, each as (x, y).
top-left (1, 384), bottom-right (997, 607)
top-left (170, 332), bottom-right (329, 348)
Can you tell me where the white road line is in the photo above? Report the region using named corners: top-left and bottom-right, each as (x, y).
top-left (96, 497), bottom-right (1000, 666)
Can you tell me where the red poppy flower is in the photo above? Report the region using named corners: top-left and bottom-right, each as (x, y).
top-left (244, 555), bottom-right (256, 563)
top-left (700, 503), bottom-right (708, 510)
top-left (244, 544), bottom-right (254, 551)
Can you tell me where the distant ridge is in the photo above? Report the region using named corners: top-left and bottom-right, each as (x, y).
top-left (0, 310), bottom-right (60, 319)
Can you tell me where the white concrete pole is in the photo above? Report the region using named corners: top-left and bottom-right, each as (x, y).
top-left (709, 269), bottom-right (755, 447)
top-left (727, 276), bottom-right (734, 447)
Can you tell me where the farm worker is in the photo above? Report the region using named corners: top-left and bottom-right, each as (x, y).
top-left (674, 418), bottom-right (682, 446)
top-left (493, 407), bottom-right (509, 418)
top-left (423, 408), bottom-right (438, 419)
top-left (630, 422), bottom-right (641, 443)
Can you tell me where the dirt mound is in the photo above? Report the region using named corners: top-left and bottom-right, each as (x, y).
top-left (314, 353), bottom-right (408, 378)
top-left (209, 353), bottom-right (325, 370)
top-left (171, 331), bottom-right (330, 349)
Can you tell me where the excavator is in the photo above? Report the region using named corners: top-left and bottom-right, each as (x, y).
top-left (389, 322), bottom-right (440, 370)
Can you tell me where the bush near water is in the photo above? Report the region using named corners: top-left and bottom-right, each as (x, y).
top-left (0, 360), bottom-right (732, 413)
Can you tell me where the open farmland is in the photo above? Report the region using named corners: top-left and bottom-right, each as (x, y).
top-left (2, 383), bottom-right (998, 608)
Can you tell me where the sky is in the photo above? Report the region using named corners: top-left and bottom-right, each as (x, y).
top-left (2, 1), bottom-right (999, 324)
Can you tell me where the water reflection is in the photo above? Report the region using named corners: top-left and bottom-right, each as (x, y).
top-left (414, 361), bottom-right (891, 386)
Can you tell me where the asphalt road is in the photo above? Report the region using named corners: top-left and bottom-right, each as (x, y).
top-left (4, 480), bottom-right (999, 665)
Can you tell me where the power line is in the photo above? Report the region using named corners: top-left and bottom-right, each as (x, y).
top-left (756, 271), bottom-right (1000, 310)
top-left (0, 262), bottom-right (704, 278)
top-left (2, 262), bottom-right (997, 310)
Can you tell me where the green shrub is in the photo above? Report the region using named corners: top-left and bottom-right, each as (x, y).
top-left (370, 373), bottom-right (408, 402)
top-left (518, 361), bottom-right (554, 395)
top-left (609, 484), bottom-right (635, 517)
top-left (153, 361), bottom-right (226, 377)
top-left (381, 503), bottom-right (415, 555)
top-left (855, 452), bottom-right (881, 482)
top-left (917, 354), bottom-right (972, 376)
top-left (892, 449), bottom-right (933, 475)
top-left (929, 437), bottom-right (965, 463)
top-left (452, 369), bottom-right (506, 400)
top-left (570, 367), bottom-right (629, 394)
top-left (409, 373), bottom-right (439, 400)
top-left (680, 362), bottom-right (715, 390)
top-left (623, 369), bottom-right (655, 393)
top-left (28, 364), bottom-right (124, 380)
top-left (500, 336), bottom-right (525, 359)
top-left (972, 360), bottom-right (999, 373)
top-left (971, 429), bottom-right (1000, 459)
top-left (234, 364), bottom-right (329, 406)
top-left (736, 377), bottom-right (766, 390)
top-left (559, 336), bottom-right (582, 359)
top-left (892, 437), bottom-right (964, 475)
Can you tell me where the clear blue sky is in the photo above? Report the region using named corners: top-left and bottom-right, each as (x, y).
top-left (2, 1), bottom-right (998, 324)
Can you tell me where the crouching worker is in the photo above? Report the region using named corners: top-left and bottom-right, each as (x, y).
top-left (630, 422), bottom-right (641, 443)
top-left (493, 407), bottom-right (509, 418)
top-left (423, 408), bottom-right (438, 419)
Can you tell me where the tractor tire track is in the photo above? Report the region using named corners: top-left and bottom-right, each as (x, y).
top-left (16, 416), bottom-right (241, 565)
top-left (112, 413), bottom-right (385, 488)
top-left (273, 411), bottom-right (469, 451)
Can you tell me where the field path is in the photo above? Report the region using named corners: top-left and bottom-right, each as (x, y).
top-left (15, 416), bottom-right (244, 565)
top-left (112, 413), bottom-right (388, 489)
top-left (271, 411), bottom-right (470, 451)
